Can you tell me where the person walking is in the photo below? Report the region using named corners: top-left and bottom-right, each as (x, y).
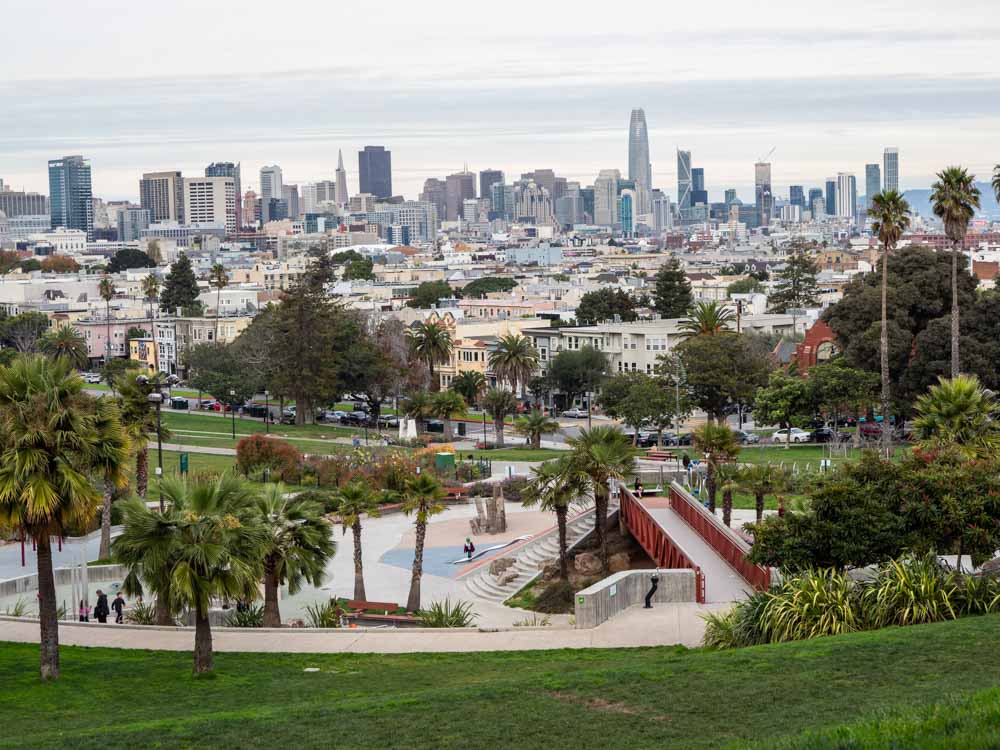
top-left (78, 600), bottom-right (91, 622)
top-left (94, 590), bottom-right (109, 624)
top-left (463, 537), bottom-right (475, 560)
top-left (111, 592), bottom-right (126, 624)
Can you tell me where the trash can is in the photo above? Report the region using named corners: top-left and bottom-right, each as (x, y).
top-left (435, 452), bottom-right (456, 472)
top-left (457, 422), bottom-right (467, 437)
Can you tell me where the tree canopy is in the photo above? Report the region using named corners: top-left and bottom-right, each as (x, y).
top-left (547, 346), bottom-right (608, 406)
top-left (651, 259), bottom-right (693, 318)
top-left (406, 280), bottom-right (455, 309)
top-left (108, 248), bottom-right (156, 274)
top-left (768, 252), bottom-right (820, 313)
top-left (574, 288), bottom-right (640, 326)
top-left (675, 332), bottom-right (773, 421)
top-left (461, 277), bottom-right (517, 298)
top-left (159, 253), bottom-right (201, 314)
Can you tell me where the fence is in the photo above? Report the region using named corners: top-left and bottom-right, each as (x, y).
top-left (574, 569), bottom-right (697, 629)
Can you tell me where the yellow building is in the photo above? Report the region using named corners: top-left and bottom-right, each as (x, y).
top-left (129, 337), bottom-right (158, 374)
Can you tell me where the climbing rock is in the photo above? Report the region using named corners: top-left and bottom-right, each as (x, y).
top-left (489, 556), bottom-right (516, 577)
top-left (497, 571), bottom-right (520, 587)
top-left (574, 552), bottom-right (603, 577)
top-left (609, 552), bottom-right (631, 573)
top-left (540, 560), bottom-right (561, 581)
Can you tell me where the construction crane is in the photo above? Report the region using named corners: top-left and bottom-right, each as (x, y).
top-left (758, 147), bottom-right (776, 163)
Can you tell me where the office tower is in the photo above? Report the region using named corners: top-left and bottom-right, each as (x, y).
top-left (789, 185), bottom-right (805, 208)
top-left (282, 185), bottom-right (300, 219)
top-left (491, 182), bottom-right (515, 221)
top-left (140, 170), bottom-right (184, 224)
top-left (808, 188), bottom-right (824, 212)
top-left (593, 169), bottom-right (621, 226)
top-left (242, 191), bottom-right (260, 228)
top-left (554, 182), bottom-right (581, 228)
top-left (617, 189), bottom-right (636, 237)
top-left (836, 173), bottom-right (857, 218)
top-left (865, 163), bottom-right (881, 209)
top-left (314, 180), bottom-right (337, 204)
top-left (48, 155), bottom-right (93, 237)
top-left (0, 187), bottom-right (48, 217)
top-left (521, 169), bottom-right (564, 203)
top-left (358, 146), bottom-right (392, 199)
top-left (445, 169), bottom-right (476, 220)
top-left (479, 169), bottom-right (504, 206)
top-left (812, 196), bottom-right (826, 218)
top-left (883, 148), bottom-right (899, 192)
top-left (184, 176), bottom-right (236, 234)
top-left (513, 181), bottom-right (553, 224)
top-left (676, 150), bottom-right (692, 211)
top-left (259, 165), bottom-right (283, 222)
top-left (651, 190), bottom-right (673, 232)
top-left (349, 194), bottom-right (376, 213)
top-left (419, 178), bottom-right (447, 223)
top-left (206, 163), bottom-right (242, 227)
top-left (116, 206), bottom-right (150, 241)
top-left (724, 188), bottom-right (738, 204)
top-left (691, 168), bottom-right (708, 205)
top-left (754, 162), bottom-right (772, 227)
top-left (825, 178), bottom-right (837, 216)
top-left (334, 149), bottom-right (349, 205)
top-left (627, 108), bottom-right (652, 211)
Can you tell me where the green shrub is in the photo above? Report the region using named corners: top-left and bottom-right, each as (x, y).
top-left (533, 580), bottom-right (575, 614)
top-left (863, 555), bottom-right (958, 628)
top-left (125, 601), bottom-right (158, 625)
top-left (702, 590), bottom-right (770, 649)
top-left (952, 572), bottom-right (1000, 616)
top-left (225, 605), bottom-right (264, 628)
top-left (304, 600), bottom-right (343, 628)
top-left (761, 568), bottom-right (862, 643)
top-left (419, 599), bottom-right (478, 628)
top-left (294, 489), bottom-right (339, 515)
top-left (3, 597), bottom-right (32, 617)
top-left (500, 476), bottom-right (529, 502)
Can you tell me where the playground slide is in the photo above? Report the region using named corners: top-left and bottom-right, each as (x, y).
top-left (450, 536), bottom-right (533, 564)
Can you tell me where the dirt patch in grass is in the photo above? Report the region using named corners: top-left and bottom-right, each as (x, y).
top-left (549, 692), bottom-right (672, 722)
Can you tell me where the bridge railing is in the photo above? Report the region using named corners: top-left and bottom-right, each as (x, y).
top-left (669, 482), bottom-right (771, 591)
top-left (618, 487), bottom-right (705, 603)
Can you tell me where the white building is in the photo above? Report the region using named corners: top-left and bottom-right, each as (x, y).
top-left (836, 173), bottom-right (857, 219)
top-left (184, 177), bottom-right (236, 234)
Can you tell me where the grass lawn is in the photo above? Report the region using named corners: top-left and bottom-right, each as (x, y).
top-left (1, 615), bottom-right (999, 749)
top-left (162, 411), bottom-right (357, 439)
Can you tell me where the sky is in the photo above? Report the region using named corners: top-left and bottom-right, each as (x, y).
top-left (2, 0), bottom-right (999, 203)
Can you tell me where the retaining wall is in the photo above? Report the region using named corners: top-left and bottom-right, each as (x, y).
top-left (574, 569), bottom-right (697, 629)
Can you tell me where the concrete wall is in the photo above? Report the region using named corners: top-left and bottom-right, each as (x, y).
top-left (0, 564), bottom-right (127, 599)
top-left (574, 569), bottom-right (697, 629)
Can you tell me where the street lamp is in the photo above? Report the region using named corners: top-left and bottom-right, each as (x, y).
top-left (229, 389), bottom-right (236, 440)
top-left (264, 389), bottom-right (270, 434)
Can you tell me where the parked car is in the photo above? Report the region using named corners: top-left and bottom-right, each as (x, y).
top-left (169, 397), bottom-right (189, 410)
top-left (342, 411), bottom-right (372, 426)
top-left (377, 414), bottom-right (400, 428)
top-left (771, 428), bottom-right (811, 444)
top-left (560, 408), bottom-right (587, 418)
top-left (674, 432), bottom-right (693, 446)
top-left (733, 430), bottom-right (761, 445)
top-left (82, 373), bottom-right (103, 384)
top-left (315, 409), bottom-right (343, 422)
top-left (425, 419), bottom-right (445, 434)
top-left (809, 426), bottom-right (849, 443)
top-left (622, 430), bottom-right (657, 448)
top-left (199, 399), bottom-right (221, 411)
top-left (244, 403), bottom-right (269, 419)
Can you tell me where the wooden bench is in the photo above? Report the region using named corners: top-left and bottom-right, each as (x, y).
top-left (341, 599), bottom-right (421, 627)
top-left (344, 599), bottom-right (401, 613)
top-left (645, 449), bottom-right (677, 462)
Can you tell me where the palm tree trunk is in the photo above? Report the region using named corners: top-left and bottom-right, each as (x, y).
top-left (352, 520), bottom-right (366, 601)
top-left (495, 419), bottom-right (505, 448)
top-left (216, 288), bottom-right (222, 342)
top-left (951, 242), bottom-right (960, 377)
top-left (722, 489), bottom-right (733, 528)
top-left (262, 558), bottom-right (281, 627)
top-left (155, 591), bottom-right (173, 626)
top-left (193, 604), bottom-right (214, 674)
top-left (444, 418), bottom-right (453, 441)
top-left (429, 362), bottom-right (437, 392)
top-left (555, 504), bottom-right (569, 580)
top-left (149, 301), bottom-right (159, 373)
top-left (36, 534), bottom-right (60, 680)
top-left (136, 448), bottom-right (148, 499)
top-left (880, 247), bottom-right (892, 459)
top-left (594, 487), bottom-right (609, 573)
top-left (98, 486), bottom-right (113, 561)
top-left (755, 491), bottom-right (765, 522)
top-left (533, 432), bottom-right (541, 450)
top-left (706, 468), bottom-right (717, 514)
top-left (406, 519), bottom-right (426, 612)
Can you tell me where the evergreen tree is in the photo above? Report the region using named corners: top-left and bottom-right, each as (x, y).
top-left (652, 258), bottom-right (693, 318)
top-left (768, 252), bottom-right (820, 313)
top-left (158, 253), bottom-right (201, 313)
top-left (575, 288), bottom-right (639, 325)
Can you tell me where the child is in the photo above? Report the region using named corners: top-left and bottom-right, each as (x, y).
top-left (78, 600), bottom-right (91, 623)
top-left (463, 537), bottom-right (476, 560)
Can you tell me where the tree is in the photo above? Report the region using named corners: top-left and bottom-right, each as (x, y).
top-left (19, 259), bottom-right (41, 273)
top-left (679, 301), bottom-right (736, 338)
top-left (407, 320), bottom-right (453, 392)
top-left (402, 473), bottom-right (446, 611)
top-left (0, 250), bottom-right (22, 274)
top-left (452, 371), bottom-right (486, 407)
top-left (574, 288), bottom-right (640, 326)
top-left (489, 333), bottom-right (538, 393)
top-left (739, 463), bottom-right (789, 523)
top-left (692, 423), bottom-right (740, 514)
top-left (406, 280), bottom-right (454, 309)
top-left (99, 276), bottom-right (115, 361)
top-left (0, 356), bottom-right (109, 679)
top-left (342, 257), bottom-right (375, 280)
top-left (337, 482), bottom-right (381, 600)
top-left (39, 325), bottom-right (89, 369)
top-left (235, 435), bottom-right (301, 481)
top-left (125, 326), bottom-right (149, 345)
top-left (159, 253), bottom-right (201, 314)
top-left (431, 390), bottom-right (466, 441)
top-left (1, 312), bottom-right (49, 352)
top-left (339, 316), bottom-right (410, 425)
top-left (716, 463), bottom-right (742, 528)
top-left (807, 361), bottom-right (879, 437)
top-left (514, 408), bottom-right (560, 449)
top-left (254, 485), bottom-right (335, 627)
top-left (107, 247), bottom-right (155, 273)
top-left (116, 372), bottom-right (172, 501)
top-left (462, 277), bottom-right (517, 298)
top-left (91, 397), bottom-right (130, 561)
top-left (209, 264), bottom-right (228, 342)
top-left (113, 475), bottom-right (267, 673)
top-left (522, 458), bottom-right (583, 580)
top-left (185, 343), bottom-right (256, 412)
top-left (483, 388), bottom-right (517, 447)
top-left (930, 166), bottom-right (981, 377)
top-left (753, 372), bottom-right (812, 449)
top-left (652, 258), bottom-right (693, 317)
top-left (727, 277), bottom-right (765, 296)
top-left (768, 252), bottom-right (820, 313)
top-left (404, 391), bottom-right (433, 433)
top-left (912, 374), bottom-right (1000, 459)
top-left (676, 333), bottom-right (772, 422)
top-left (565, 426), bottom-right (636, 573)
top-left (547, 346), bottom-right (608, 410)
top-left (598, 373), bottom-right (664, 444)
top-left (39, 254), bottom-right (80, 273)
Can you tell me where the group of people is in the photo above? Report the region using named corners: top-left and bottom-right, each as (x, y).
top-left (77, 590), bottom-right (126, 624)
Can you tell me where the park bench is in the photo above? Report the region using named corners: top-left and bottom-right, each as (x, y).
top-left (645, 449), bottom-right (677, 462)
top-left (342, 599), bottom-right (421, 627)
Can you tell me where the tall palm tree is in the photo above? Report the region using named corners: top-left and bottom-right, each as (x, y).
top-left (868, 190), bottom-right (911, 457)
top-left (404, 391), bottom-right (433, 434)
top-left (406, 320), bottom-right (453, 391)
top-left (116, 373), bottom-right (171, 501)
top-left (254, 484), bottom-right (335, 627)
top-left (402, 473), bottom-right (446, 612)
top-left (98, 276), bottom-right (115, 365)
top-left (514, 408), bottom-right (560, 449)
top-left (483, 388), bottom-right (517, 448)
top-left (431, 389), bottom-right (466, 441)
top-left (930, 167), bottom-right (981, 377)
top-left (39, 325), bottom-right (89, 370)
top-left (565, 426), bottom-right (636, 573)
top-left (738, 462), bottom-right (785, 523)
top-left (452, 370), bottom-right (487, 408)
top-left (692, 422), bottom-right (740, 514)
top-left (912, 374), bottom-right (1000, 460)
top-left (522, 458), bottom-right (584, 580)
top-left (489, 333), bottom-right (538, 395)
top-left (0, 356), bottom-right (108, 679)
top-left (208, 264), bottom-right (228, 343)
top-left (112, 475), bottom-right (267, 674)
top-left (678, 300), bottom-right (736, 338)
top-left (141, 275), bottom-right (161, 374)
top-left (715, 462), bottom-right (741, 528)
top-left (92, 398), bottom-right (130, 561)
top-left (337, 481), bottom-right (381, 600)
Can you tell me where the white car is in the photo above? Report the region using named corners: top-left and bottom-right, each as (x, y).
top-left (82, 373), bottom-right (102, 384)
top-left (771, 428), bottom-right (810, 444)
top-left (561, 408), bottom-right (588, 418)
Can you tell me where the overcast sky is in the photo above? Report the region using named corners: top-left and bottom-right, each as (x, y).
top-left (2, 0), bottom-right (999, 202)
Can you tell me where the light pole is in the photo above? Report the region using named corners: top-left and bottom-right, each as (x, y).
top-left (229, 389), bottom-right (236, 440)
top-left (137, 374), bottom-right (166, 512)
top-left (264, 389), bottom-right (270, 434)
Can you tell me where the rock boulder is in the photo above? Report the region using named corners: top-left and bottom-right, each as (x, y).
top-left (574, 552), bottom-right (603, 577)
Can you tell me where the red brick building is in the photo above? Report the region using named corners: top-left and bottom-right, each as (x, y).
top-left (794, 320), bottom-right (838, 373)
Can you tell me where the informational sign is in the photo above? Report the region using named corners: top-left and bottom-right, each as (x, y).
top-left (179, 452), bottom-right (189, 475)
top-left (609, 584), bottom-right (617, 598)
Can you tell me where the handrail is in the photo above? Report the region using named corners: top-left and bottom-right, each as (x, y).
top-left (618, 488), bottom-right (705, 603)
top-left (668, 482), bottom-right (771, 591)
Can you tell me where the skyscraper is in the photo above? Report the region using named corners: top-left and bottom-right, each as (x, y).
top-left (206, 163), bottom-right (242, 227)
top-left (836, 173), bottom-right (857, 219)
top-left (724, 189), bottom-right (738, 204)
top-left (789, 185), bottom-right (805, 208)
top-left (0, 187), bottom-right (48, 218)
top-left (593, 169), bottom-right (621, 226)
top-left (676, 150), bottom-right (692, 211)
top-left (140, 171), bottom-right (185, 224)
top-left (48, 155), bottom-right (93, 237)
top-left (334, 150), bottom-right (349, 205)
top-left (865, 163), bottom-right (881, 208)
top-left (883, 148), bottom-right (899, 192)
top-left (690, 168), bottom-right (707, 205)
top-left (259, 165), bottom-right (283, 222)
top-left (808, 188), bottom-right (824, 214)
top-left (184, 176), bottom-right (237, 234)
top-left (282, 185), bottom-right (300, 219)
top-left (419, 178), bottom-right (447, 223)
top-left (443, 170), bottom-right (476, 220)
top-left (628, 108), bottom-right (652, 212)
top-left (825, 178), bottom-right (837, 216)
top-left (479, 169), bottom-right (504, 206)
top-left (754, 162), bottom-right (772, 227)
top-left (358, 146), bottom-right (392, 199)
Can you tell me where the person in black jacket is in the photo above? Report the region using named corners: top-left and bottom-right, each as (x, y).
top-left (94, 590), bottom-right (109, 624)
top-left (111, 593), bottom-right (126, 624)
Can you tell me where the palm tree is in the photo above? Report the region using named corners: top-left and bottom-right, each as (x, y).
top-left (912, 374), bottom-right (1000, 459)
top-left (930, 167), bottom-right (981, 377)
top-left (489, 333), bottom-right (538, 395)
top-left (522, 458), bottom-right (584, 580)
top-left (452, 371), bottom-right (487, 408)
top-left (402, 473), bottom-right (446, 612)
top-left (993, 164), bottom-right (1000, 205)
top-left (254, 484), bottom-right (335, 627)
top-left (678, 300), bottom-right (736, 338)
top-left (92, 398), bottom-right (130, 561)
top-left (565, 426), bottom-right (636, 573)
top-left (208, 264), bottom-right (228, 343)
top-left (98, 276), bottom-right (115, 364)
top-left (715, 462), bottom-right (741, 528)
top-left (431, 390), bottom-right (466, 441)
top-left (112, 475), bottom-right (267, 674)
top-left (116, 373), bottom-right (171, 501)
top-left (739, 462), bottom-right (785, 523)
top-left (39, 325), bottom-right (89, 370)
top-left (406, 320), bottom-right (453, 391)
top-left (404, 391), bottom-right (433, 434)
top-left (0, 356), bottom-right (109, 679)
top-left (483, 388), bottom-right (517, 448)
top-left (692, 423), bottom-right (740, 515)
top-left (868, 190), bottom-right (911, 458)
top-left (337, 482), bottom-right (381, 600)
top-left (514, 408), bottom-right (560, 449)
top-left (141, 275), bottom-right (161, 373)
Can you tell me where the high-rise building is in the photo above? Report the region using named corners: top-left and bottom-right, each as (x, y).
top-left (0, 187), bottom-right (48, 218)
top-left (242, 191), bottom-right (260, 228)
top-left (334, 150), bottom-right (349, 205)
top-left (206, 163), bottom-right (242, 227)
top-left (139, 170), bottom-right (184, 225)
top-left (479, 169), bottom-right (504, 206)
top-left (865, 163), bottom-right (881, 208)
top-left (593, 169), bottom-right (621, 226)
top-left (444, 170), bottom-right (476, 220)
top-left (358, 146), bottom-right (392, 199)
top-left (628, 108), bottom-right (652, 213)
top-left (724, 188), bottom-right (738, 204)
top-left (825, 178), bottom-right (837, 216)
top-left (48, 155), bottom-right (93, 237)
top-left (883, 148), bottom-right (899, 192)
top-left (419, 178), bottom-right (447, 223)
top-left (184, 176), bottom-right (236, 234)
top-left (554, 181), bottom-right (581, 228)
top-left (282, 184), bottom-right (300, 219)
top-left (491, 182), bottom-right (515, 222)
top-left (690, 168), bottom-right (708, 205)
top-left (116, 206), bottom-right (150, 241)
top-left (651, 190), bottom-right (673, 232)
top-left (676, 150), bottom-right (692, 211)
top-left (789, 185), bottom-right (805, 208)
top-left (836, 173), bottom-right (857, 219)
top-left (259, 165), bottom-right (283, 222)
top-left (808, 188), bottom-right (824, 213)
top-left (513, 181), bottom-right (553, 225)
top-left (754, 162), bottom-right (772, 227)
top-left (618, 189), bottom-right (636, 237)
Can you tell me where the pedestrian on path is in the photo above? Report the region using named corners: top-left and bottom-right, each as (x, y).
top-left (463, 537), bottom-right (475, 560)
top-left (94, 591), bottom-right (109, 624)
top-left (78, 600), bottom-right (91, 622)
top-left (111, 593), bottom-right (126, 624)
top-left (634, 479), bottom-right (644, 499)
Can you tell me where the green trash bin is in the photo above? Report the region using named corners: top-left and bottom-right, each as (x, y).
top-left (435, 452), bottom-right (456, 472)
